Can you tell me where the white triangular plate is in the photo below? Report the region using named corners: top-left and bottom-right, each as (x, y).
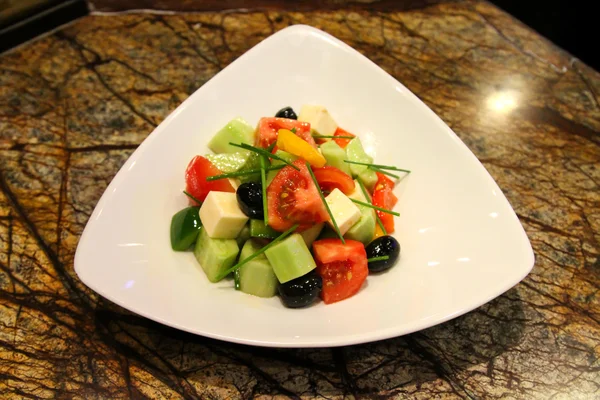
top-left (75, 25), bottom-right (534, 347)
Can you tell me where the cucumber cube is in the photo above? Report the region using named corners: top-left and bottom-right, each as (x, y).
top-left (320, 140), bottom-right (352, 176)
top-left (265, 233), bottom-right (317, 283)
top-left (208, 117), bottom-right (255, 154)
top-left (236, 223), bottom-right (251, 248)
top-left (238, 239), bottom-right (278, 298)
top-left (206, 152), bottom-right (261, 183)
top-left (345, 205), bottom-right (376, 245)
top-left (300, 223), bottom-right (324, 247)
top-left (346, 137), bottom-right (373, 177)
top-left (194, 227), bottom-right (239, 282)
top-left (347, 179), bottom-right (368, 202)
top-left (357, 169), bottom-right (378, 193)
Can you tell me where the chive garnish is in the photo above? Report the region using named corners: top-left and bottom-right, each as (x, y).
top-left (229, 142), bottom-right (300, 171)
top-left (369, 166), bottom-right (400, 179)
top-left (290, 127), bottom-right (297, 133)
top-left (357, 180), bottom-right (387, 235)
top-left (344, 160), bottom-right (411, 173)
top-left (206, 165), bottom-right (284, 181)
top-left (306, 161), bottom-right (345, 244)
top-left (183, 190), bottom-right (202, 205)
top-left (266, 142), bottom-right (277, 152)
top-left (260, 155), bottom-right (269, 226)
top-left (234, 269), bottom-right (241, 290)
top-left (215, 223), bottom-right (299, 281)
top-left (349, 198), bottom-right (400, 216)
top-left (312, 135), bottom-right (355, 139)
top-left (367, 256), bottom-right (389, 262)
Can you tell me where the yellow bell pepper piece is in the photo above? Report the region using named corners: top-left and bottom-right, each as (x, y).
top-left (374, 223), bottom-right (385, 239)
top-left (276, 129), bottom-right (327, 168)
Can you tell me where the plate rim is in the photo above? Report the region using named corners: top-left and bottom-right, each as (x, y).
top-left (74, 24), bottom-right (535, 347)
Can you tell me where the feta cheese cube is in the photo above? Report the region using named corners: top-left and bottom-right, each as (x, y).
top-left (325, 188), bottom-right (361, 236)
top-left (228, 178), bottom-right (239, 190)
top-left (199, 191), bottom-right (248, 239)
top-left (347, 179), bottom-right (369, 203)
top-left (298, 105), bottom-right (338, 136)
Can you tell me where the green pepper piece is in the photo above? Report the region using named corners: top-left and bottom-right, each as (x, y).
top-left (170, 207), bottom-right (202, 251)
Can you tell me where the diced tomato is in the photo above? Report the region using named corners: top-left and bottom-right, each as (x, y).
top-left (333, 127), bottom-right (356, 149)
top-left (312, 239), bottom-right (368, 304)
top-left (185, 156), bottom-right (234, 203)
top-left (267, 159), bottom-right (329, 232)
top-left (256, 118), bottom-right (315, 149)
top-left (372, 188), bottom-right (398, 234)
top-left (374, 172), bottom-right (395, 192)
top-left (312, 166), bottom-right (355, 195)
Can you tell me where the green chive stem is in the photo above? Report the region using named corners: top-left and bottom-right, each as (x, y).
top-left (312, 135), bottom-right (355, 139)
top-left (369, 166), bottom-right (400, 179)
top-left (206, 165), bottom-right (284, 181)
top-left (234, 269), bottom-right (241, 290)
top-left (350, 198), bottom-right (400, 216)
top-left (183, 190), bottom-right (202, 205)
top-left (215, 224), bottom-right (299, 281)
top-left (367, 256), bottom-right (390, 262)
top-left (344, 160), bottom-right (411, 173)
top-left (260, 155), bottom-right (269, 226)
top-left (357, 180), bottom-right (387, 235)
top-left (306, 161), bottom-right (345, 244)
top-left (229, 142), bottom-right (300, 171)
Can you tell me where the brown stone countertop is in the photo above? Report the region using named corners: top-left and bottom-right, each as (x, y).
top-left (1, 0), bottom-right (599, 398)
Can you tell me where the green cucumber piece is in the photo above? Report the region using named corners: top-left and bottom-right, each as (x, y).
top-left (250, 219), bottom-right (279, 239)
top-left (206, 152), bottom-right (261, 183)
top-left (320, 140), bottom-right (351, 175)
top-left (194, 227), bottom-right (239, 282)
top-left (348, 179), bottom-right (368, 202)
top-left (300, 223), bottom-right (324, 247)
top-left (266, 150), bottom-right (298, 187)
top-left (170, 206), bottom-right (202, 251)
top-left (344, 205), bottom-right (376, 245)
top-left (317, 225), bottom-right (338, 240)
top-left (208, 117), bottom-right (255, 154)
top-left (238, 239), bottom-right (278, 298)
top-left (265, 233), bottom-right (317, 283)
top-left (236, 222), bottom-right (251, 248)
top-left (357, 168), bottom-right (378, 192)
top-left (345, 138), bottom-right (373, 177)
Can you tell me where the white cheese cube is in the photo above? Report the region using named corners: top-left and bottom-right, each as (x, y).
top-left (298, 105), bottom-right (338, 136)
top-left (325, 188), bottom-right (361, 236)
top-left (228, 178), bottom-right (239, 190)
top-left (347, 180), bottom-right (369, 203)
top-left (199, 191), bottom-right (248, 239)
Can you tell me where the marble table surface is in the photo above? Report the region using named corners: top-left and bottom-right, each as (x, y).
top-left (0, 0), bottom-right (599, 398)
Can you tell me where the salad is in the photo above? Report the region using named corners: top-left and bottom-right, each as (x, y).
top-left (170, 105), bottom-right (409, 308)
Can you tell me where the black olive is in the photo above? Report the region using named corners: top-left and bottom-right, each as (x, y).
top-left (366, 236), bottom-right (400, 272)
top-left (236, 182), bottom-right (263, 219)
top-left (278, 272), bottom-right (322, 308)
top-left (275, 106), bottom-right (297, 120)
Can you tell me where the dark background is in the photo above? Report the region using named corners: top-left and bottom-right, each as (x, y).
top-left (492, 0), bottom-right (597, 69)
top-left (0, 0), bottom-right (598, 70)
